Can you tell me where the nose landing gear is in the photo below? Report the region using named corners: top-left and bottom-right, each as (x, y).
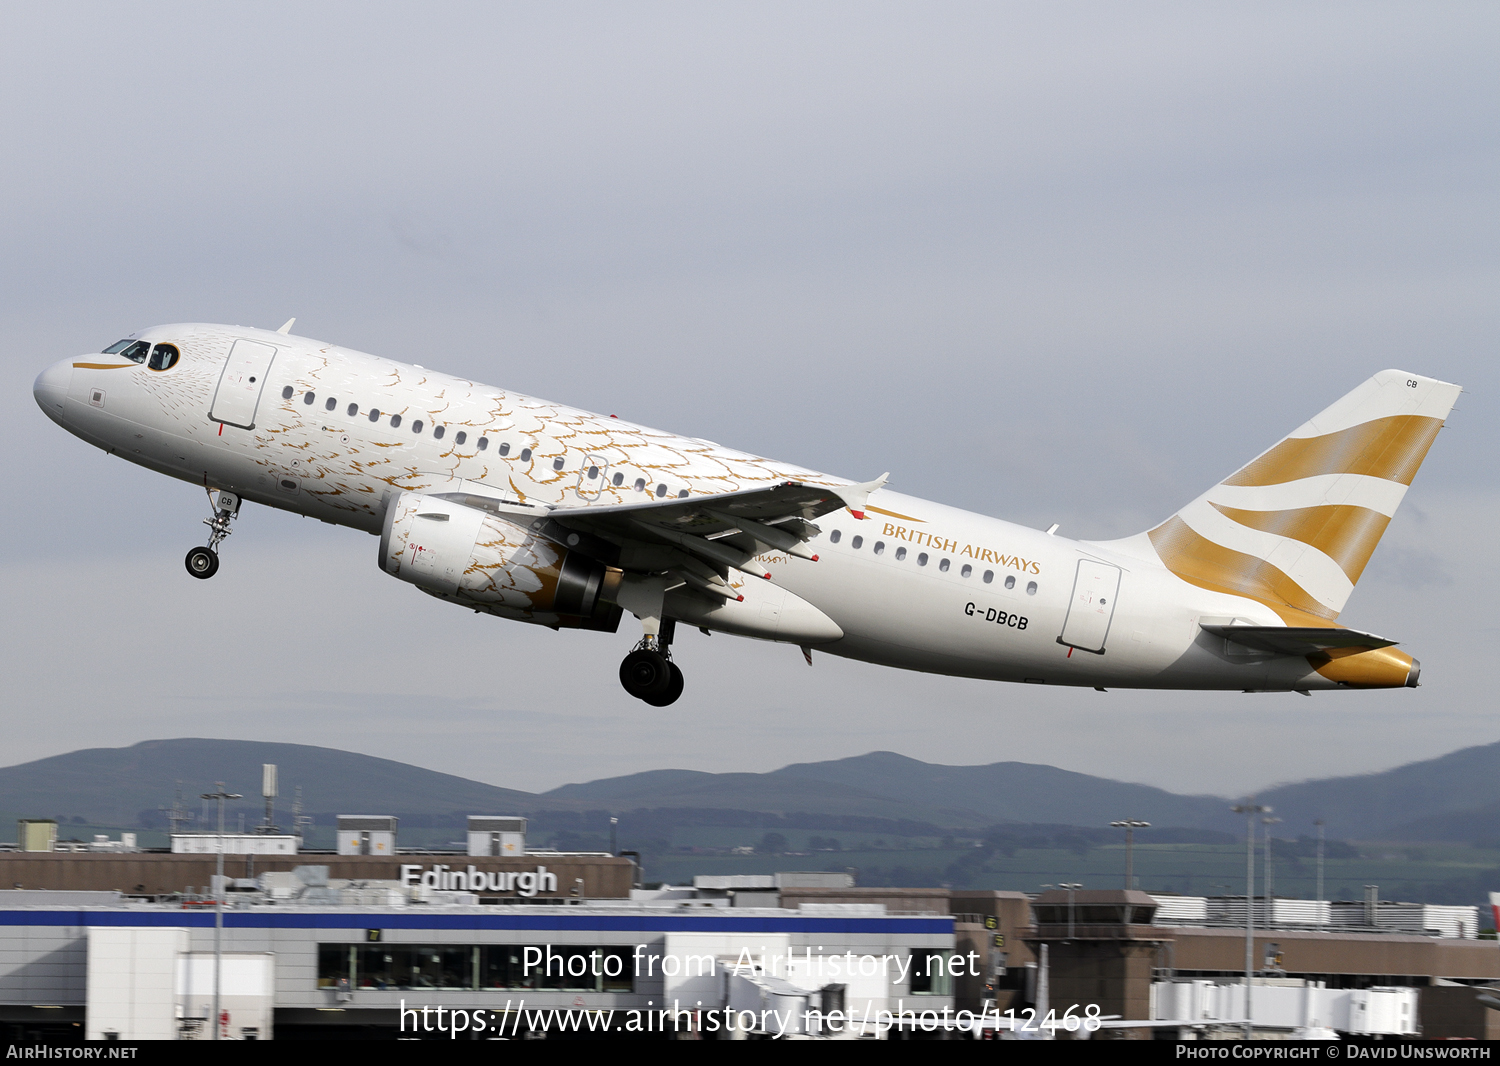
top-left (619, 620), bottom-right (685, 706)
top-left (185, 489), bottom-right (240, 580)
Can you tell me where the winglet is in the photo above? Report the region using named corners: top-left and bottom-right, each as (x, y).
top-left (276, 318), bottom-right (296, 335)
top-left (835, 472), bottom-right (889, 520)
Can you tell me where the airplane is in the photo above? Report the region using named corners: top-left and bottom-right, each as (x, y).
top-left (33, 321), bottom-right (1459, 706)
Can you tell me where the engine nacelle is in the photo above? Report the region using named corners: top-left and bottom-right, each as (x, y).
top-left (379, 492), bottom-right (619, 630)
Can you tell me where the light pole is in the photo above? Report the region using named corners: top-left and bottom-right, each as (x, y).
top-left (610, 816), bottom-right (618, 856)
top-left (201, 783), bottom-right (242, 1042)
top-left (1060, 883), bottom-right (1082, 941)
top-left (1231, 800), bottom-right (1271, 1040)
top-left (1110, 820), bottom-right (1151, 890)
top-left (1261, 816), bottom-right (1282, 929)
top-left (1314, 819), bottom-right (1325, 932)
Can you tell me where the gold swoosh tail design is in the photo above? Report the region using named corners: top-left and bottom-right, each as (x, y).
top-left (1223, 415), bottom-right (1443, 487)
top-left (1208, 502), bottom-right (1391, 585)
top-left (1142, 371), bottom-right (1460, 630)
top-left (1147, 516), bottom-right (1337, 622)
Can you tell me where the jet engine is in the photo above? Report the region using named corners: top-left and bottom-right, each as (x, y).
top-left (379, 491), bottom-right (620, 630)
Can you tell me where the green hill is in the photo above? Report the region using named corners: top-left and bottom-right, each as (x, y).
top-left (7, 736), bottom-right (1500, 844)
top-left (0, 738), bottom-right (537, 827)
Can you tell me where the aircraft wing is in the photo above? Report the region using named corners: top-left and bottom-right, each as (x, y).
top-left (548, 474), bottom-right (887, 586)
top-left (1200, 624), bottom-right (1398, 656)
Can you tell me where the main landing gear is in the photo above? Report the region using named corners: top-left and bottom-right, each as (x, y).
top-left (185, 489), bottom-right (240, 580)
top-left (619, 620), bottom-right (685, 706)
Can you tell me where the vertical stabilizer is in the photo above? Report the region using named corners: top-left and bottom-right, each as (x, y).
top-left (1144, 370), bottom-right (1460, 624)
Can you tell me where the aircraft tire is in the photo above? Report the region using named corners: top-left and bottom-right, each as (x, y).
top-left (620, 648), bottom-right (672, 701)
top-left (185, 547), bottom-right (219, 580)
top-left (641, 663), bottom-right (685, 707)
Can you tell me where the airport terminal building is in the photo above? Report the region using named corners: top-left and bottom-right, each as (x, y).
top-left (3, 820), bottom-right (970, 1040)
top-left (0, 885), bottom-right (957, 1041)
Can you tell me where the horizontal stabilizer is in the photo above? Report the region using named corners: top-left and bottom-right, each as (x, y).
top-left (1200, 624), bottom-right (1397, 656)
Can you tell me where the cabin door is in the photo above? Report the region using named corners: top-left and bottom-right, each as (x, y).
top-left (209, 339), bottom-right (279, 430)
top-left (1058, 559), bottom-right (1121, 654)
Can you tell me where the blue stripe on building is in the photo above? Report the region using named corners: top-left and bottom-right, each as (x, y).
top-left (0, 910), bottom-right (952, 934)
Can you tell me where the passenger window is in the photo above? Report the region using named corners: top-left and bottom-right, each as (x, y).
top-left (304, 392), bottom-right (316, 405)
top-left (895, 546), bottom-right (906, 561)
top-left (369, 408), bottom-right (381, 421)
top-left (634, 478), bottom-right (646, 492)
top-left (873, 541), bottom-right (885, 555)
top-left (347, 403), bottom-right (358, 417)
top-left (412, 420), bottom-right (423, 433)
top-left (553, 457), bottom-right (565, 471)
top-left (520, 448), bottom-right (532, 462)
top-left (677, 490), bottom-right (689, 498)
top-left (433, 425), bottom-right (445, 440)
top-left (498, 442), bottom-right (510, 456)
top-left (918, 552), bottom-right (928, 566)
top-left (612, 472), bottom-right (623, 486)
top-left (1027, 581), bottom-right (1038, 595)
top-left (851, 536), bottom-right (863, 550)
top-left (455, 431), bottom-right (467, 445)
top-left (829, 530), bottom-right (841, 544)
top-left (1005, 575), bottom-right (1016, 589)
top-left (939, 558), bottom-right (950, 572)
top-left (961, 564), bottom-right (972, 578)
top-left (390, 414), bottom-right (402, 428)
top-left (983, 570), bottom-right (993, 583)
top-left (478, 437), bottom-right (489, 451)
top-left (282, 386), bottom-right (294, 399)
top-left (148, 344), bottom-right (179, 371)
top-left (655, 484), bottom-right (667, 498)
top-left (587, 465), bottom-right (599, 479)
top-left (325, 397), bottom-right (337, 411)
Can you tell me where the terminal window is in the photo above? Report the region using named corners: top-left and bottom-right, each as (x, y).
top-left (318, 944), bottom-right (633, 993)
top-left (908, 949), bottom-right (955, 996)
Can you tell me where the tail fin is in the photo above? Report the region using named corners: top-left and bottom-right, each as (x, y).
top-left (1144, 370), bottom-right (1460, 624)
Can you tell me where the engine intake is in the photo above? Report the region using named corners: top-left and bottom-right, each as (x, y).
top-left (379, 491), bottom-right (619, 630)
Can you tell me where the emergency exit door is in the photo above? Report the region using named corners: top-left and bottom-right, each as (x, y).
top-left (1058, 559), bottom-right (1122, 654)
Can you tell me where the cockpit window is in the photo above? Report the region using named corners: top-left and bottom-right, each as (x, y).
top-left (147, 344), bottom-right (179, 371)
top-left (107, 340), bottom-right (152, 363)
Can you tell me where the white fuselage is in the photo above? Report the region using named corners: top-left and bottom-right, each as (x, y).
top-left (34, 323), bottom-right (1352, 692)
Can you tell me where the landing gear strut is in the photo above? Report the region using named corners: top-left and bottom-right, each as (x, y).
top-left (185, 489), bottom-right (240, 580)
top-left (619, 620), bottom-right (685, 706)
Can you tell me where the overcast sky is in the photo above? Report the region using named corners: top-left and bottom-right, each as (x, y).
top-left (3, 3), bottom-right (1496, 803)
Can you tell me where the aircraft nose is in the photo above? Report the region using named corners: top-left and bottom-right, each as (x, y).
top-left (33, 360), bottom-right (72, 426)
